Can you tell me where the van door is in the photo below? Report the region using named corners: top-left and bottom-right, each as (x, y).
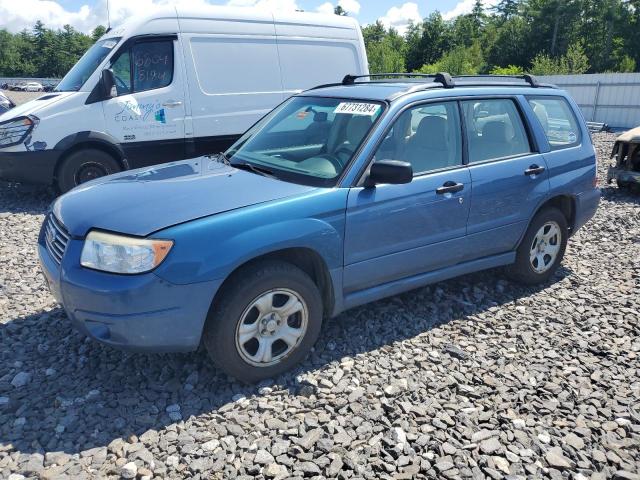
top-left (102, 35), bottom-right (186, 168)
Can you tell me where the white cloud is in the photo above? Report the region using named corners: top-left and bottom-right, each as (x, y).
top-left (0, 0), bottom-right (303, 33)
top-left (378, 2), bottom-right (421, 35)
top-left (338, 0), bottom-right (360, 15)
top-left (442, 0), bottom-right (500, 21)
top-left (315, 0), bottom-right (360, 15)
top-left (315, 2), bottom-right (334, 15)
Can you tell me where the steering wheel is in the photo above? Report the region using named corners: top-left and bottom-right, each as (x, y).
top-left (114, 76), bottom-right (129, 93)
top-left (313, 153), bottom-right (343, 172)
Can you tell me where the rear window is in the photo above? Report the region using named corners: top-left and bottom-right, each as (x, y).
top-left (527, 96), bottom-right (581, 150)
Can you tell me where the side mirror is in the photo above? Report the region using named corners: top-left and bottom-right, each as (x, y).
top-left (101, 69), bottom-right (117, 98)
top-left (365, 160), bottom-right (413, 187)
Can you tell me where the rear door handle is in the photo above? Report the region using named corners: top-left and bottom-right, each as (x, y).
top-left (436, 181), bottom-right (464, 194)
top-left (525, 164), bottom-right (545, 176)
top-left (162, 101), bottom-right (183, 108)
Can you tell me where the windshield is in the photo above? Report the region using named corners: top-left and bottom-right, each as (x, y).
top-left (56, 38), bottom-right (121, 92)
top-left (226, 96), bottom-right (385, 187)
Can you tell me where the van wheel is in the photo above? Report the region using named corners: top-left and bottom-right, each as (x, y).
top-left (56, 149), bottom-right (121, 193)
top-left (506, 207), bottom-right (568, 285)
top-left (203, 260), bottom-right (323, 383)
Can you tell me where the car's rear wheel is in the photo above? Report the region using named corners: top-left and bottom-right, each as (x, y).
top-left (506, 207), bottom-right (568, 285)
top-left (56, 148), bottom-right (121, 193)
top-left (203, 260), bottom-right (323, 383)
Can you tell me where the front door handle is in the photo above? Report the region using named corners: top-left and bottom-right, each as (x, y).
top-left (162, 100), bottom-right (183, 108)
top-left (525, 164), bottom-right (545, 176)
top-left (436, 181), bottom-right (464, 194)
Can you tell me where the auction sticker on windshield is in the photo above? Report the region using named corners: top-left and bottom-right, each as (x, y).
top-left (335, 102), bottom-right (380, 116)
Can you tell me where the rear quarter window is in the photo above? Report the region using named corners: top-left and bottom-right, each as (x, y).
top-left (527, 96), bottom-right (581, 150)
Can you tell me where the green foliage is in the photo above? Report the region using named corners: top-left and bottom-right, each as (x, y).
top-left (363, 0), bottom-right (637, 77)
top-left (366, 28), bottom-right (406, 74)
top-left (616, 55), bottom-right (636, 73)
top-left (529, 42), bottom-right (589, 74)
top-left (490, 65), bottom-right (524, 74)
top-left (3, 0), bottom-right (640, 79)
top-left (0, 23), bottom-right (103, 78)
top-left (418, 43), bottom-right (484, 75)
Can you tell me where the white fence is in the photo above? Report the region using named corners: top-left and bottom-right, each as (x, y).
top-left (538, 73), bottom-right (640, 128)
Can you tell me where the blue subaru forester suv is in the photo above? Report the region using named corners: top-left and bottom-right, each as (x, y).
top-left (39, 73), bottom-right (600, 382)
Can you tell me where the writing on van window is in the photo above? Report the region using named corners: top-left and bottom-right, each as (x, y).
top-left (134, 51), bottom-right (170, 83)
top-left (132, 41), bottom-right (173, 92)
top-left (335, 102), bottom-right (380, 116)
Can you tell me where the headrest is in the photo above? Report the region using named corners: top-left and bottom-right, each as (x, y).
top-left (414, 115), bottom-right (447, 148)
top-left (482, 121), bottom-right (509, 143)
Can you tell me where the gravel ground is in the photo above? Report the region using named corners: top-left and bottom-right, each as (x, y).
top-left (0, 133), bottom-right (638, 480)
top-left (1, 90), bottom-right (44, 106)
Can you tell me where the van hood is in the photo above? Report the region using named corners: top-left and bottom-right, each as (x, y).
top-left (53, 156), bottom-right (317, 237)
top-left (0, 92), bottom-right (75, 121)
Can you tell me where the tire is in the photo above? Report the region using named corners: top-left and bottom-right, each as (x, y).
top-left (56, 148), bottom-right (121, 194)
top-left (506, 207), bottom-right (568, 285)
top-left (203, 260), bottom-right (323, 383)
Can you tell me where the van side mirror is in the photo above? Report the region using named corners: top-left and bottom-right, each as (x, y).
top-left (365, 160), bottom-right (413, 187)
top-left (101, 69), bottom-right (117, 98)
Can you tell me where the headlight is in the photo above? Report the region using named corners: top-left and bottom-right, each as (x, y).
top-left (0, 115), bottom-right (38, 147)
top-left (80, 230), bottom-right (173, 274)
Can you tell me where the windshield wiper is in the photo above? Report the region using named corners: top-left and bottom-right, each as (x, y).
top-left (230, 160), bottom-right (275, 178)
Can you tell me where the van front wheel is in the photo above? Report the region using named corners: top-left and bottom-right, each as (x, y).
top-left (56, 149), bottom-right (121, 193)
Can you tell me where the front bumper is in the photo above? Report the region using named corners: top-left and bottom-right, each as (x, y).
top-left (0, 149), bottom-right (60, 185)
top-left (607, 166), bottom-right (640, 185)
top-left (38, 225), bottom-right (221, 353)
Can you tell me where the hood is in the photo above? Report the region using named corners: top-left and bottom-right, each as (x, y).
top-left (53, 156), bottom-right (317, 237)
top-left (0, 92), bottom-right (75, 122)
top-left (616, 126), bottom-right (640, 144)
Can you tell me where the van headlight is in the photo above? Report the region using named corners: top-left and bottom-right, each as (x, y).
top-left (80, 230), bottom-right (173, 274)
top-left (0, 115), bottom-right (39, 147)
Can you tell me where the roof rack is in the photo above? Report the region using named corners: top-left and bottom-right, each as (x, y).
top-left (453, 74), bottom-right (540, 88)
top-left (306, 72), bottom-right (552, 97)
top-left (341, 72), bottom-right (455, 88)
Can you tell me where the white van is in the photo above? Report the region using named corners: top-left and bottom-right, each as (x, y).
top-left (0, 6), bottom-right (367, 192)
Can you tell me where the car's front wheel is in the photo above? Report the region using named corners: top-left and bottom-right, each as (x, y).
top-left (203, 260), bottom-right (323, 383)
top-left (506, 207), bottom-right (568, 285)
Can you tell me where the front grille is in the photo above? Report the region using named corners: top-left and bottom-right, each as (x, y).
top-left (44, 214), bottom-right (69, 265)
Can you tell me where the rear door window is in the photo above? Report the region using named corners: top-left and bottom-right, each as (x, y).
top-left (527, 96), bottom-right (581, 150)
top-left (462, 99), bottom-right (532, 163)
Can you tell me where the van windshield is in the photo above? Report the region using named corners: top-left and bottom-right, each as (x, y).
top-left (226, 96), bottom-right (385, 187)
top-left (56, 38), bottom-right (121, 92)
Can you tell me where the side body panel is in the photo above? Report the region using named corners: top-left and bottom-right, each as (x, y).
top-left (343, 168), bottom-right (471, 293)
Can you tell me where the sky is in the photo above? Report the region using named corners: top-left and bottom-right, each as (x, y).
top-left (0, 0), bottom-right (490, 36)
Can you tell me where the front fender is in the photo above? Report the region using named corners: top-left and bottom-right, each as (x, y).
top-left (153, 189), bottom-right (348, 286)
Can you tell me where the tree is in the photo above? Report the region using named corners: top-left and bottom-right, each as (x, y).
top-left (91, 25), bottom-right (107, 42)
top-left (493, 0), bottom-right (520, 20)
top-left (418, 43), bottom-right (485, 75)
top-left (529, 42), bottom-right (589, 74)
top-left (334, 6), bottom-right (347, 16)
